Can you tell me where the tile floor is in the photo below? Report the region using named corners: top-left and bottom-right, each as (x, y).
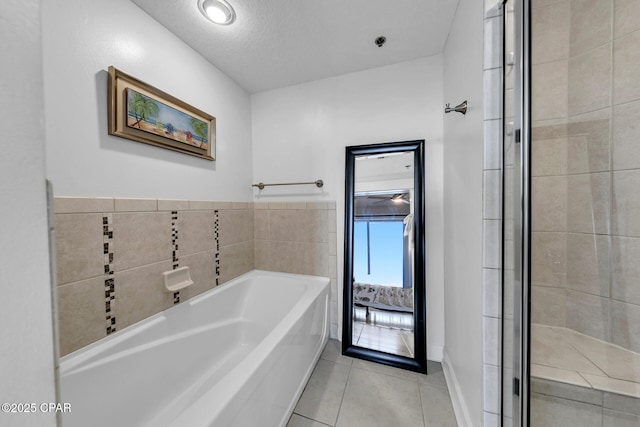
top-left (352, 322), bottom-right (414, 358)
top-left (287, 339), bottom-right (457, 427)
top-left (352, 308), bottom-right (415, 358)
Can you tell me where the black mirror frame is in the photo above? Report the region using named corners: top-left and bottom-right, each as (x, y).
top-left (342, 140), bottom-right (427, 373)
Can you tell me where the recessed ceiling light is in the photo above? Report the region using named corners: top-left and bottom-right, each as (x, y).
top-left (198, 0), bottom-right (236, 25)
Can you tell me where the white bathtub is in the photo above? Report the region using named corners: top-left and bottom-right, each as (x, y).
top-left (59, 270), bottom-right (330, 427)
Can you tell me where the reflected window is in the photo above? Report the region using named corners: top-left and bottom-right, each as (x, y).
top-left (353, 220), bottom-right (404, 287)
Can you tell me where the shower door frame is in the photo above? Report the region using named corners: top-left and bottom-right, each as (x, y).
top-left (507, 0), bottom-right (532, 426)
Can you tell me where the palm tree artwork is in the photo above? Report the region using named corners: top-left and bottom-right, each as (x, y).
top-left (189, 117), bottom-right (208, 148)
top-left (125, 87), bottom-right (210, 151)
top-left (127, 90), bottom-right (159, 129)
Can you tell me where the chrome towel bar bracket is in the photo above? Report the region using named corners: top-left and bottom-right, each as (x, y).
top-left (444, 100), bottom-right (468, 115)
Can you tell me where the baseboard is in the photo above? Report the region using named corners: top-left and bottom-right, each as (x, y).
top-left (442, 348), bottom-right (473, 427)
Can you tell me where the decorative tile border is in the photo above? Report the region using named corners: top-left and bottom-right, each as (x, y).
top-left (103, 214), bottom-right (116, 334)
top-left (171, 210), bottom-right (180, 304)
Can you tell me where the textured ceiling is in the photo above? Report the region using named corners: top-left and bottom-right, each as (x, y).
top-left (131, 0), bottom-right (459, 93)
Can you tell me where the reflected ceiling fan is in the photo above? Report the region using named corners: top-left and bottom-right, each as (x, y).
top-left (366, 192), bottom-right (410, 205)
top-left (390, 193), bottom-right (410, 205)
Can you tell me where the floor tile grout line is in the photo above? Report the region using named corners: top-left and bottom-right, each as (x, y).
top-left (417, 377), bottom-right (428, 427)
top-left (291, 412), bottom-right (334, 427)
top-left (332, 360), bottom-right (353, 427)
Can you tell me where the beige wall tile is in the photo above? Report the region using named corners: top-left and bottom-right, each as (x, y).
top-left (268, 202), bottom-right (288, 210)
top-left (604, 409), bottom-right (640, 427)
top-left (532, 138), bottom-right (568, 176)
top-left (329, 232), bottom-right (337, 256)
top-left (532, 176), bottom-right (568, 232)
top-left (254, 202), bottom-right (269, 210)
top-left (55, 213), bottom-right (104, 285)
top-left (604, 390), bottom-right (640, 415)
top-left (286, 202), bottom-right (307, 209)
top-left (57, 277), bottom-right (106, 356)
top-left (532, 0), bottom-right (568, 8)
top-left (532, 286), bottom-right (567, 327)
top-left (189, 200), bottom-right (215, 210)
top-left (219, 208), bottom-right (253, 246)
top-left (614, 31), bottom-right (640, 105)
top-left (54, 197), bottom-right (114, 214)
top-left (268, 240), bottom-right (297, 273)
top-left (112, 212), bottom-right (172, 271)
top-left (179, 250), bottom-right (216, 298)
top-left (531, 393), bottom-right (603, 427)
top-left (612, 236), bottom-right (640, 305)
top-left (611, 300), bottom-right (640, 352)
top-left (567, 113), bottom-right (611, 174)
top-left (328, 210), bottom-right (337, 233)
top-left (613, 100), bottom-right (640, 170)
top-left (532, 122), bottom-right (569, 140)
top-left (615, 0), bottom-right (640, 38)
top-left (219, 241), bottom-right (254, 284)
top-left (306, 202), bottom-right (328, 210)
top-left (293, 242), bottom-right (329, 276)
top-left (268, 210), bottom-right (299, 241)
top-left (212, 201), bottom-right (233, 210)
top-left (114, 198), bottom-right (158, 212)
top-left (532, 1), bottom-right (570, 64)
top-left (299, 209), bottom-right (328, 242)
top-left (254, 209), bottom-right (269, 240)
top-left (565, 290), bottom-right (611, 342)
top-left (113, 261), bottom-right (174, 331)
top-left (254, 239), bottom-right (270, 270)
top-left (177, 210), bottom-right (215, 256)
top-left (157, 199), bottom-right (189, 211)
top-left (329, 255), bottom-right (337, 279)
top-left (532, 232), bottom-right (567, 287)
top-left (567, 173), bottom-right (611, 234)
top-left (568, 43), bottom-right (612, 116)
top-left (533, 60), bottom-right (569, 120)
top-left (569, 0), bottom-right (612, 56)
top-left (612, 170), bottom-right (640, 237)
top-left (566, 233), bottom-right (610, 297)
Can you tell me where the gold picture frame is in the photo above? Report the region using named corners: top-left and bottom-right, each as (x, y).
top-left (108, 66), bottom-right (215, 161)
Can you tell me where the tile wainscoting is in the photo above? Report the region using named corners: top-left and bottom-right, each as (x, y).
top-left (53, 197), bottom-right (337, 357)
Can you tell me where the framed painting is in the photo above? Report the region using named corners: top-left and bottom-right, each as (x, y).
top-left (108, 66), bottom-right (215, 160)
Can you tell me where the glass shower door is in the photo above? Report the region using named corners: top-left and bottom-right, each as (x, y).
top-left (505, 0), bottom-right (640, 425)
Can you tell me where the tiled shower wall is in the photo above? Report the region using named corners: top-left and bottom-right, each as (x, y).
top-left (54, 197), bottom-right (337, 357)
top-left (530, 0), bottom-right (640, 354)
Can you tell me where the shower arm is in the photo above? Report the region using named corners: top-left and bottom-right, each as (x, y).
top-left (444, 100), bottom-right (468, 115)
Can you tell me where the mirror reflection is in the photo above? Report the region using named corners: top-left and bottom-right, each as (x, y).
top-left (351, 152), bottom-right (415, 357)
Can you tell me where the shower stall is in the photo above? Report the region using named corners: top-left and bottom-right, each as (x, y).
top-left (502, 0), bottom-right (640, 425)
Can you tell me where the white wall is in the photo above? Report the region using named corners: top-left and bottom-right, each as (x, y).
top-left (442, 0), bottom-right (485, 425)
top-left (0, 1), bottom-right (57, 425)
top-left (251, 57), bottom-right (445, 360)
top-left (42, 0), bottom-right (253, 201)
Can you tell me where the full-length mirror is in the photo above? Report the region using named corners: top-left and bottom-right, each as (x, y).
top-left (343, 140), bottom-right (426, 373)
